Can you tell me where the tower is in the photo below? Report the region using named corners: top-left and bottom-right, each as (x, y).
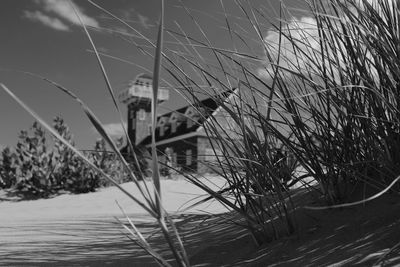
top-left (118, 73), bottom-right (169, 145)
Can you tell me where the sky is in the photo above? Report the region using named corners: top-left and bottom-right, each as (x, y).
top-left (0, 0), bottom-right (307, 150)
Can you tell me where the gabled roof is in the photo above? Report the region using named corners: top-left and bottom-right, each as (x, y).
top-left (136, 73), bottom-right (153, 80)
top-left (139, 97), bottom-right (220, 146)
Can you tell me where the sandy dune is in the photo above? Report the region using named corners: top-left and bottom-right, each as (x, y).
top-left (0, 177), bottom-right (228, 222)
top-left (2, 177), bottom-right (400, 266)
top-left (0, 177), bottom-right (231, 266)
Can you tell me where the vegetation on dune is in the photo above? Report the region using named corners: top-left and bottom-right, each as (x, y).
top-left (2, 0), bottom-right (400, 266)
top-left (157, 0), bottom-right (400, 247)
top-left (0, 117), bottom-right (128, 196)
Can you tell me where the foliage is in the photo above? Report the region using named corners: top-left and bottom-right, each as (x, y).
top-left (91, 138), bottom-right (129, 187)
top-left (127, 145), bottom-right (150, 180)
top-left (137, 0), bottom-right (400, 245)
top-left (55, 132), bottom-right (102, 194)
top-left (0, 117), bottom-right (129, 196)
top-left (12, 122), bottom-right (56, 197)
top-left (0, 147), bottom-right (18, 189)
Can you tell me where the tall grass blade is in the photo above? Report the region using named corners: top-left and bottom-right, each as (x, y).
top-left (304, 175), bottom-right (400, 210)
top-left (151, 1), bottom-right (190, 266)
top-left (0, 83), bottom-right (157, 217)
top-left (115, 201), bottom-right (172, 267)
top-left (20, 72), bottom-right (156, 210)
top-left (69, 0), bottom-right (147, 185)
top-left (151, 0), bottom-right (165, 215)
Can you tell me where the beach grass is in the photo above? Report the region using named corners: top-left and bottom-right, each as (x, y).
top-left (1, 0), bottom-right (400, 265)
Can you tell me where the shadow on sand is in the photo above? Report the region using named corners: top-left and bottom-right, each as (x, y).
top-left (0, 213), bottom-right (252, 267)
top-left (1, 192), bottom-right (400, 266)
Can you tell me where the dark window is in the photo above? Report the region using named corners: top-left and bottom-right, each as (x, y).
top-left (186, 149), bottom-right (192, 166)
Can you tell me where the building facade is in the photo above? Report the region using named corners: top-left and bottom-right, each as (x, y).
top-left (119, 74), bottom-right (227, 174)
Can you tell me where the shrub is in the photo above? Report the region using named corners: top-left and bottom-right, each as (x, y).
top-left (52, 116), bottom-right (78, 191)
top-left (91, 138), bottom-right (128, 187)
top-left (0, 117), bottom-right (134, 196)
top-left (12, 122), bottom-right (57, 197)
top-left (0, 147), bottom-right (18, 189)
top-left (52, 116), bottom-right (102, 193)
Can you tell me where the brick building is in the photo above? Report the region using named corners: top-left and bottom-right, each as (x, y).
top-left (119, 74), bottom-right (233, 174)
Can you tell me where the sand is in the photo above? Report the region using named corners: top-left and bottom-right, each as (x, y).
top-left (0, 176), bottom-right (228, 221)
top-left (1, 176), bottom-right (400, 266)
top-left (0, 177), bottom-right (229, 266)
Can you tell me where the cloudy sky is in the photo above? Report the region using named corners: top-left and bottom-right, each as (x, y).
top-left (0, 0), bottom-right (305, 150)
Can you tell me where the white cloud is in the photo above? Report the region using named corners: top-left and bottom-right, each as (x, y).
top-left (118, 8), bottom-right (153, 29)
top-left (98, 122), bottom-right (127, 137)
top-left (258, 16), bottom-right (320, 79)
top-left (23, 10), bottom-right (70, 31)
top-left (119, 8), bottom-right (136, 21)
top-left (24, 0), bottom-right (99, 31)
top-left (258, 0), bottom-right (392, 81)
top-left (138, 14), bottom-right (151, 29)
top-left (97, 47), bottom-right (109, 54)
top-left (39, 0), bottom-right (99, 27)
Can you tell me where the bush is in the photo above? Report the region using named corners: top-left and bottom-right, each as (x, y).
top-left (13, 122), bottom-right (56, 197)
top-left (51, 117), bottom-right (101, 193)
top-left (0, 117), bottom-right (131, 196)
top-left (0, 147), bottom-right (18, 189)
top-left (91, 138), bottom-right (128, 187)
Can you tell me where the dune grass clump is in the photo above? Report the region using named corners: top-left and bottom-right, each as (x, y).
top-left (270, 0), bottom-right (400, 203)
top-left (151, 0), bottom-right (400, 244)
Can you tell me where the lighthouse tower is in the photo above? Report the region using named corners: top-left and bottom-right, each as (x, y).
top-left (118, 73), bottom-right (169, 145)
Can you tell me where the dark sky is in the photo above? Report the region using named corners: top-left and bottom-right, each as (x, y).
top-left (0, 0), bottom-right (308, 150)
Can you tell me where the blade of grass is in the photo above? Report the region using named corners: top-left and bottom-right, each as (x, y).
top-left (0, 83), bottom-right (157, 218)
top-left (115, 201), bottom-right (172, 267)
top-left (69, 0), bottom-right (154, 202)
top-left (151, 0), bottom-right (164, 215)
top-left (304, 175), bottom-right (400, 210)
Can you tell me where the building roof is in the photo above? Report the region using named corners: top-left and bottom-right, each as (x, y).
top-left (139, 97), bottom-right (219, 146)
top-left (136, 73), bottom-right (153, 80)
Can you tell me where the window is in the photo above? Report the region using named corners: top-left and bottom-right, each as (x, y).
top-left (158, 117), bottom-right (167, 137)
top-left (170, 113), bottom-right (177, 133)
top-left (186, 149), bottom-right (192, 166)
top-left (171, 122), bottom-right (177, 133)
top-left (160, 126), bottom-right (165, 137)
top-left (172, 152), bottom-right (177, 167)
top-left (130, 110), bottom-right (136, 130)
top-left (131, 118), bottom-right (136, 130)
top-left (138, 109), bottom-right (146, 121)
top-left (184, 107), bottom-right (195, 129)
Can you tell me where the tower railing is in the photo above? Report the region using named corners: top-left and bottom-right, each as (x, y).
top-left (118, 85), bottom-right (169, 104)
